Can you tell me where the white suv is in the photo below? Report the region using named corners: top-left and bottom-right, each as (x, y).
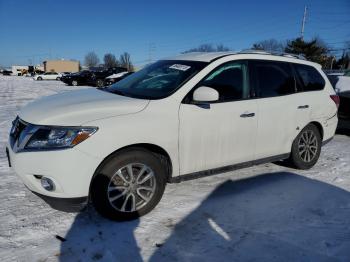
top-left (7, 51), bottom-right (338, 220)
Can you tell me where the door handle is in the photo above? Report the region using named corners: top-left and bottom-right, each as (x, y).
top-left (298, 105), bottom-right (309, 109)
top-left (240, 113), bottom-right (255, 118)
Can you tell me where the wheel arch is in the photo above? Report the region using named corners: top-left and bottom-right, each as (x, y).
top-left (89, 143), bottom-right (173, 199)
top-left (290, 121), bottom-right (324, 153)
top-left (309, 121), bottom-right (324, 140)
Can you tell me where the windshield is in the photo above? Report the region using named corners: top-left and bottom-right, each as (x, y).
top-left (104, 60), bottom-right (207, 99)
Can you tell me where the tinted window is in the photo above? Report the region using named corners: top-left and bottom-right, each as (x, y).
top-left (200, 61), bottom-right (249, 102)
top-left (251, 61), bottom-right (295, 98)
top-left (295, 64), bottom-right (325, 91)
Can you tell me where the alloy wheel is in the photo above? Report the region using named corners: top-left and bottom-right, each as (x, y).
top-left (107, 163), bottom-right (156, 212)
top-left (298, 130), bottom-right (318, 163)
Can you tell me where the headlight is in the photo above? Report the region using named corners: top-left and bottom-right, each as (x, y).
top-left (24, 126), bottom-right (98, 150)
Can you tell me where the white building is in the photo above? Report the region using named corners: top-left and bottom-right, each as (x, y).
top-left (11, 65), bottom-right (28, 76)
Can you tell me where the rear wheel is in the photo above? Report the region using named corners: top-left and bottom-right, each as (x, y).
top-left (289, 124), bottom-right (321, 170)
top-left (37, 77), bottom-right (42, 81)
top-left (91, 149), bottom-right (166, 221)
top-left (71, 80), bottom-right (78, 86)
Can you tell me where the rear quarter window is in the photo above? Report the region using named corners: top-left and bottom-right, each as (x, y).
top-left (250, 60), bottom-right (296, 98)
top-left (294, 64), bottom-right (325, 91)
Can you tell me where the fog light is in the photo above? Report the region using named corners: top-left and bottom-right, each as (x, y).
top-left (41, 177), bottom-right (55, 191)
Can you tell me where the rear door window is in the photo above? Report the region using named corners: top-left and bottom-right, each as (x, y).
top-left (250, 60), bottom-right (296, 98)
top-left (294, 64), bottom-right (325, 91)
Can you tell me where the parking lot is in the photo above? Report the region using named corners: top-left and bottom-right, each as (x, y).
top-left (0, 76), bottom-right (350, 261)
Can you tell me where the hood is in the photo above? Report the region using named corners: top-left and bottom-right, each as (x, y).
top-left (19, 88), bottom-right (149, 126)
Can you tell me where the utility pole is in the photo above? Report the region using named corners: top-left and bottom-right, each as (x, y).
top-left (330, 56), bottom-right (335, 70)
top-left (301, 5), bottom-right (307, 40)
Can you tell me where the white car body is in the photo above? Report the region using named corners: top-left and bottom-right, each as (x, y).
top-left (8, 52), bottom-right (338, 208)
top-left (33, 72), bottom-right (62, 81)
top-left (105, 71), bottom-right (129, 80)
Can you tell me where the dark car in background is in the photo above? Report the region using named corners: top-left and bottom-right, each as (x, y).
top-left (61, 67), bottom-right (127, 87)
top-left (326, 72), bottom-right (350, 131)
top-left (61, 70), bottom-right (94, 86)
top-left (1, 70), bottom-right (12, 76)
top-left (339, 91), bottom-right (350, 120)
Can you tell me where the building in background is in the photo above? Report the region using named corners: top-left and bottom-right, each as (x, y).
top-left (11, 65), bottom-right (28, 76)
top-left (43, 60), bottom-right (79, 73)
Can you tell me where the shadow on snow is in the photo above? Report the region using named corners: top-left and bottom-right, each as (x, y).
top-left (60, 172), bottom-right (350, 261)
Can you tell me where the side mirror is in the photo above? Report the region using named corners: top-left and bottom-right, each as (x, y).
top-left (193, 86), bottom-right (219, 102)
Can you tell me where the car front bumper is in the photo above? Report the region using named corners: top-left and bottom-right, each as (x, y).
top-left (7, 142), bottom-right (102, 201)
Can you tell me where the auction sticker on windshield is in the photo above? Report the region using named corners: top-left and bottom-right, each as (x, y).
top-left (169, 64), bottom-right (191, 71)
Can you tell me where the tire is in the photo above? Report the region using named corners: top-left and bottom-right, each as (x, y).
top-left (71, 80), bottom-right (78, 86)
top-left (37, 77), bottom-right (42, 81)
top-left (91, 148), bottom-right (167, 221)
top-left (96, 79), bottom-right (104, 88)
top-left (56, 77), bottom-right (61, 81)
top-left (289, 124), bottom-right (322, 170)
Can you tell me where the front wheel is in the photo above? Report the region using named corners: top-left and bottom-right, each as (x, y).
top-left (71, 80), bottom-right (78, 86)
top-left (91, 149), bottom-right (166, 221)
top-left (37, 77), bottom-right (42, 81)
top-left (56, 77), bottom-right (61, 81)
top-left (289, 124), bottom-right (322, 170)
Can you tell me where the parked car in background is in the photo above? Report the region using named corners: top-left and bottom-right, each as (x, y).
top-left (338, 91), bottom-right (350, 121)
top-left (7, 51), bottom-right (338, 221)
top-left (61, 67), bottom-right (127, 87)
top-left (105, 71), bottom-right (132, 86)
top-left (326, 72), bottom-right (350, 128)
top-left (2, 70), bottom-right (12, 76)
top-left (33, 72), bottom-right (62, 81)
top-left (89, 67), bottom-right (127, 87)
top-left (60, 70), bottom-right (92, 86)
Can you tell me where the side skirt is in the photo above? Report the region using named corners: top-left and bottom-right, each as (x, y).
top-left (322, 137), bottom-right (333, 146)
top-left (169, 153), bottom-right (290, 183)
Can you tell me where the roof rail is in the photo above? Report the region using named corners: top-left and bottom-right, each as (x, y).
top-left (237, 49), bottom-right (306, 60)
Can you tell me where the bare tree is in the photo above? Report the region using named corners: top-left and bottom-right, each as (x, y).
top-left (183, 43), bottom-right (231, 53)
top-left (185, 44), bottom-right (215, 53)
top-left (216, 44), bottom-right (230, 52)
top-left (119, 52), bottom-right (134, 71)
top-left (103, 53), bottom-right (119, 68)
top-left (252, 39), bottom-right (285, 52)
top-left (84, 51), bottom-right (100, 68)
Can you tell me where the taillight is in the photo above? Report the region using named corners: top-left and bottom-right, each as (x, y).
top-left (330, 95), bottom-right (340, 109)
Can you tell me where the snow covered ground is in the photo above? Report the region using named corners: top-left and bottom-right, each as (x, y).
top-left (0, 76), bottom-right (350, 261)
